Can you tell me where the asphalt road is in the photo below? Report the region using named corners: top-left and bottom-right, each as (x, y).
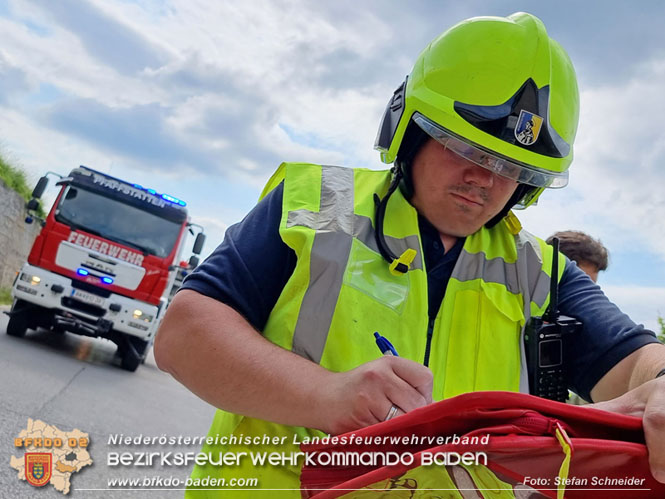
top-left (0, 306), bottom-right (218, 498)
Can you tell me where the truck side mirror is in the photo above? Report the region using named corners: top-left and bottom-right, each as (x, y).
top-left (192, 233), bottom-right (205, 255)
top-left (188, 255), bottom-right (200, 268)
top-left (26, 199), bottom-right (40, 211)
top-left (32, 176), bottom-right (49, 199)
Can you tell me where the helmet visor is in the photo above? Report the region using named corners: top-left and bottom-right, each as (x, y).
top-left (412, 113), bottom-right (568, 188)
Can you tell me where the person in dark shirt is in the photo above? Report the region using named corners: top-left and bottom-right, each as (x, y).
top-left (155, 12), bottom-right (665, 492)
top-left (180, 183), bottom-right (656, 403)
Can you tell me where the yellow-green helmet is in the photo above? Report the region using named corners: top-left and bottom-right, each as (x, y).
top-left (375, 12), bottom-right (579, 207)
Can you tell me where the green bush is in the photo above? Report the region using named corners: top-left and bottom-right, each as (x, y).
top-left (0, 153), bottom-right (44, 217)
top-left (0, 287), bottom-right (12, 306)
top-left (0, 155), bottom-right (31, 199)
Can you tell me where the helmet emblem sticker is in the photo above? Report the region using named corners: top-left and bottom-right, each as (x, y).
top-left (515, 110), bottom-right (543, 146)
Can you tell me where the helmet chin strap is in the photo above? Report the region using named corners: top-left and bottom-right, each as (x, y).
top-left (373, 166), bottom-right (416, 275)
top-left (371, 120), bottom-right (427, 275)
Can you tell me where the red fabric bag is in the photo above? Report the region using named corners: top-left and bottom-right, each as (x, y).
top-left (299, 391), bottom-right (665, 498)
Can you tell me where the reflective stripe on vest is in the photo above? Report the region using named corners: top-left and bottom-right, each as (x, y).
top-left (287, 165), bottom-right (422, 364)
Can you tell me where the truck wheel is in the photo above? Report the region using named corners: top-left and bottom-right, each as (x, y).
top-left (120, 336), bottom-right (148, 372)
top-left (121, 349), bottom-right (141, 372)
top-left (6, 299), bottom-right (32, 337)
top-left (6, 315), bottom-right (28, 337)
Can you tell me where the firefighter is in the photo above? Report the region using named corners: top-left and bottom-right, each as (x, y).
top-left (155, 12), bottom-right (665, 495)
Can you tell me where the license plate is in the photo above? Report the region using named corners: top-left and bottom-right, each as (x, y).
top-left (71, 289), bottom-right (105, 307)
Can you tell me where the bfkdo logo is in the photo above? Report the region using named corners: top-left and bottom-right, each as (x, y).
top-left (25, 453), bottom-right (52, 487)
top-left (10, 419), bottom-right (93, 495)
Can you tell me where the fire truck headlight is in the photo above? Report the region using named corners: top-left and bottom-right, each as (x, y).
top-left (132, 309), bottom-right (153, 322)
top-left (19, 273), bottom-right (41, 286)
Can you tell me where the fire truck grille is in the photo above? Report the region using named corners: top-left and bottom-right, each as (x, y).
top-left (61, 297), bottom-right (107, 317)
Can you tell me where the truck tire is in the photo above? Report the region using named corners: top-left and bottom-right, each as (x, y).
top-left (6, 315), bottom-right (28, 337)
top-left (6, 299), bottom-right (32, 337)
top-left (120, 335), bottom-right (148, 372)
top-left (121, 349), bottom-right (141, 372)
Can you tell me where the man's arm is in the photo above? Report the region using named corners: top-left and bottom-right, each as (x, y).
top-left (154, 289), bottom-right (433, 436)
top-left (557, 260), bottom-right (660, 401)
top-left (591, 343), bottom-right (665, 401)
top-left (556, 262), bottom-right (665, 482)
top-left (585, 315), bottom-right (665, 485)
top-left (589, 344), bottom-right (665, 483)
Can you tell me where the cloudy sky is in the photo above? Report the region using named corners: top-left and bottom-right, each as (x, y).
top-left (1, 0), bottom-right (665, 330)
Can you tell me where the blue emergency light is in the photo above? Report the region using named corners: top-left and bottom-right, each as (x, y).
top-left (161, 193), bottom-right (187, 206)
top-left (77, 268), bottom-right (89, 276)
top-left (101, 277), bottom-right (114, 285)
top-left (131, 182), bottom-right (187, 207)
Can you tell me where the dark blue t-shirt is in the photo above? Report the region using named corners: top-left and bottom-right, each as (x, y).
top-left (181, 183), bottom-right (658, 402)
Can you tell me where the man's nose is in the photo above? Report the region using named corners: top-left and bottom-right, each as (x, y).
top-left (463, 163), bottom-right (494, 188)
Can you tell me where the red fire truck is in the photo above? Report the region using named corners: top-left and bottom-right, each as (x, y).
top-left (5, 166), bottom-right (205, 371)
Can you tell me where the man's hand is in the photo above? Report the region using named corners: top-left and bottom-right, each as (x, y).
top-left (313, 356), bottom-right (433, 435)
top-left (589, 376), bottom-right (665, 483)
top-left (156, 290), bottom-right (433, 436)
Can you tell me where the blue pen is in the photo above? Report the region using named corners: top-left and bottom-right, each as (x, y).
top-left (374, 332), bottom-right (399, 357)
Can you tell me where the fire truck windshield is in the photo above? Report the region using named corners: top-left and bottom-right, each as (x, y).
top-left (54, 186), bottom-right (183, 258)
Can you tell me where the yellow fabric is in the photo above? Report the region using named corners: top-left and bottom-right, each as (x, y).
top-left (338, 462), bottom-right (515, 498)
top-left (186, 163), bottom-right (562, 497)
top-left (555, 426), bottom-right (573, 499)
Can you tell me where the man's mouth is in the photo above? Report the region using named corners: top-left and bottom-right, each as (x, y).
top-left (450, 192), bottom-right (484, 207)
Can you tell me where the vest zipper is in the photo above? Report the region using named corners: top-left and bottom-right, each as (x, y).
top-left (423, 317), bottom-right (435, 367)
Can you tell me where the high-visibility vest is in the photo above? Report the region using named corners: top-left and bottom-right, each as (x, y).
top-left (186, 163), bottom-right (564, 497)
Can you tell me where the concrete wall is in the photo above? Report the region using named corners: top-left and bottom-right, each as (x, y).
top-left (0, 179), bottom-right (41, 288)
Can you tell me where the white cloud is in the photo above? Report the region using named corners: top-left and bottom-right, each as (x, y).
top-left (2, 0), bottom-right (665, 303)
top-left (520, 54), bottom-right (665, 262)
top-left (570, 59), bottom-right (665, 253)
top-left (0, 108), bottom-right (116, 182)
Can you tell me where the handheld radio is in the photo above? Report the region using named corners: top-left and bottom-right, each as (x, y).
top-left (525, 237), bottom-right (582, 402)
